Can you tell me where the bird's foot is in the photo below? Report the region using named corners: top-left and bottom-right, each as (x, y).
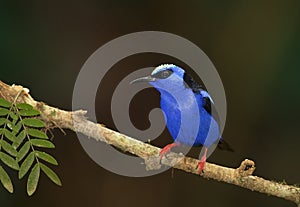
top-left (160, 143), bottom-right (179, 160)
top-left (196, 147), bottom-right (207, 174)
top-left (196, 159), bottom-right (206, 174)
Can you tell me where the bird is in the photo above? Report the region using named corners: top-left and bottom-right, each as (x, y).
top-left (130, 64), bottom-right (233, 173)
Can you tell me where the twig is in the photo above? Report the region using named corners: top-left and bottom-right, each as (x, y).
top-left (0, 80), bottom-right (299, 205)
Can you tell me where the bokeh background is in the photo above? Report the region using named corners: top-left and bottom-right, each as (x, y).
top-left (1, 1), bottom-right (300, 206)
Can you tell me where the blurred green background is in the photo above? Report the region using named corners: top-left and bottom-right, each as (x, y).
top-left (1, 0), bottom-right (300, 206)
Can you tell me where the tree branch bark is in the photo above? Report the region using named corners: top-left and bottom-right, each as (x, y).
top-left (0, 80), bottom-right (299, 205)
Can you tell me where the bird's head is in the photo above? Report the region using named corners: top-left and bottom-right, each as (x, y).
top-left (130, 64), bottom-right (186, 92)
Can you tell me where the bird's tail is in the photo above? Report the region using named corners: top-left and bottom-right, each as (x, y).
top-left (217, 138), bottom-right (234, 152)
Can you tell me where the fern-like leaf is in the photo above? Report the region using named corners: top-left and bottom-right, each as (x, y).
top-left (0, 97), bottom-right (61, 195)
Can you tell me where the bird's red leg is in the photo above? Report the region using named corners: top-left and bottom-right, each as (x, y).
top-left (197, 147), bottom-right (207, 173)
top-left (160, 143), bottom-right (179, 159)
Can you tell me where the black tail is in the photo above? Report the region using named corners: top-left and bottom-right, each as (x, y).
top-left (217, 139), bottom-right (234, 152)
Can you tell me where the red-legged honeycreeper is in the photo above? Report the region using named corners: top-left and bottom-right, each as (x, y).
top-left (131, 64), bottom-right (233, 172)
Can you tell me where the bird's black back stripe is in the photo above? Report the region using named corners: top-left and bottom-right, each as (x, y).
top-left (202, 96), bottom-right (212, 114)
top-left (183, 72), bottom-right (203, 93)
top-left (183, 71), bottom-right (220, 123)
top-left (202, 96), bottom-right (221, 125)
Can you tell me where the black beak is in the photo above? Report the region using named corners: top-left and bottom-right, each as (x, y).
top-left (130, 76), bottom-right (156, 84)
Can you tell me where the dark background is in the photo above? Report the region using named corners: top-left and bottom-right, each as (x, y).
top-left (1, 1), bottom-right (300, 206)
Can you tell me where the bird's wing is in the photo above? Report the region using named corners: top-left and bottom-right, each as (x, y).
top-left (201, 92), bottom-right (234, 151)
top-left (183, 71), bottom-right (233, 150)
top-left (183, 71), bottom-right (221, 126)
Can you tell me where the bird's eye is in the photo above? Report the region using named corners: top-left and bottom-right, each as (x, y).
top-left (152, 69), bottom-right (173, 79)
top-left (162, 71), bottom-right (170, 77)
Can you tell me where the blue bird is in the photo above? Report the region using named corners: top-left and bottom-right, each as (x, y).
top-left (131, 64), bottom-right (233, 172)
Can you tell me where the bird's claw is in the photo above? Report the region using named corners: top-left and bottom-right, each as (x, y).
top-left (159, 143), bottom-right (179, 160)
top-left (196, 160), bottom-right (205, 174)
top-left (196, 147), bottom-right (207, 174)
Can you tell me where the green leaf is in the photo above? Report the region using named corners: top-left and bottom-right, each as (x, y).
top-left (0, 118), bottom-right (6, 126)
top-left (19, 109), bottom-right (40, 116)
top-left (6, 120), bottom-right (14, 130)
top-left (27, 128), bottom-right (48, 139)
top-left (13, 130), bottom-right (26, 149)
top-left (0, 152), bottom-right (19, 170)
top-left (9, 111), bottom-right (18, 122)
top-left (0, 140), bottom-right (18, 157)
top-left (19, 152), bottom-right (35, 179)
top-left (0, 98), bottom-right (12, 108)
top-left (22, 118), bottom-right (45, 128)
top-left (27, 163), bottom-right (40, 196)
top-left (12, 121), bottom-right (22, 135)
top-left (0, 108), bottom-right (9, 116)
top-left (16, 103), bottom-right (33, 110)
top-left (4, 129), bottom-right (17, 142)
top-left (31, 139), bottom-right (55, 148)
top-left (16, 141), bottom-right (31, 162)
top-left (40, 163), bottom-right (61, 186)
top-left (35, 151), bottom-right (58, 165)
top-left (16, 130), bottom-right (26, 143)
top-left (0, 166), bottom-right (13, 193)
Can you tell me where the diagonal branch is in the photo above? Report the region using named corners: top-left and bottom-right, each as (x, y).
top-left (0, 80), bottom-right (299, 205)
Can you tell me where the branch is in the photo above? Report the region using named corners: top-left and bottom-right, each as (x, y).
top-left (0, 80), bottom-right (299, 205)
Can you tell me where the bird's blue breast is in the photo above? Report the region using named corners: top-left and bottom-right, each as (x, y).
top-left (160, 89), bottom-right (220, 147)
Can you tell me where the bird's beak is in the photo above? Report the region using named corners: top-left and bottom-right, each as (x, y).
top-left (130, 76), bottom-right (156, 84)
